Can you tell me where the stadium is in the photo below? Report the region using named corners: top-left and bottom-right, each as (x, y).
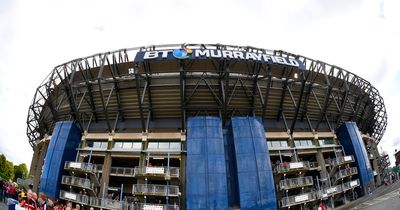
top-left (27, 43), bottom-right (389, 210)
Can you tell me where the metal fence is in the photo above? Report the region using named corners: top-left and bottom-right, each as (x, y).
top-left (334, 167), bottom-right (358, 181)
top-left (61, 176), bottom-right (96, 192)
top-left (135, 166), bottom-right (180, 178)
top-left (276, 161), bottom-right (310, 173)
top-left (279, 176), bottom-right (313, 190)
top-left (132, 184), bottom-right (180, 196)
top-left (60, 190), bottom-right (179, 210)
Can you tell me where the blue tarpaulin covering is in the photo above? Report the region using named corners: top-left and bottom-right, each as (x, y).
top-left (231, 117), bottom-right (277, 210)
top-left (186, 116), bottom-right (229, 210)
top-left (336, 122), bottom-right (374, 195)
top-left (39, 121), bottom-right (81, 199)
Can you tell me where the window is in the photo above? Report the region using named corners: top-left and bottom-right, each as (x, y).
top-left (147, 142), bottom-right (181, 151)
top-left (319, 139), bottom-right (335, 146)
top-left (122, 142), bottom-right (133, 149)
top-left (294, 139), bottom-right (314, 147)
top-left (132, 142), bottom-right (142, 149)
top-left (114, 142), bottom-right (123, 149)
top-left (113, 141), bottom-right (142, 150)
top-left (86, 141), bottom-right (108, 149)
top-left (170, 142), bottom-right (181, 150)
top-left (267, 140), bottom-right (288, 148)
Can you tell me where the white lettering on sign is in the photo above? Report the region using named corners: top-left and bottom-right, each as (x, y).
top-left (143, 205), bottom-right (164, 210)
top-left (350, 180), bottom-right (358, 187)
top-left (294, 194), bottom-right (309, 203)
top-left (144, 51), bottom-right (159, 59)
top-left (289, 162), bottom-right (304, 169)
top-left (69, 162), bottom-right (81, 169)
top-left (344, 156), bottom-right (352, 162)
top-left (64, 192), bottom-right (77, 200)
top-left (326, 187), bottom-right (337, 194)
top-left (145, 167), bottom-right (165, 174)
top-left (137, 49), bottom-right (303, 69)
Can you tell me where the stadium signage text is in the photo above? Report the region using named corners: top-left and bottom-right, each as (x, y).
top-left (135, 49), bottom-right (304, 69)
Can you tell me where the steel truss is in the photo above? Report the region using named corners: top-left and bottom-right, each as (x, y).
top-left (27, 44), bottom-right (387, 147)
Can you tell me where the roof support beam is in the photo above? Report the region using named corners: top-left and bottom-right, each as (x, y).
top-left (261, 65), bottom-right (272, 121)
top-left (134, 64), bottom-right (146, 132)
top-left (97, 55), bottom-right (112, 132)
top-left (179, 61), bottom-right (186, 131)
top-left (290, 71), bottom-right (307, 135)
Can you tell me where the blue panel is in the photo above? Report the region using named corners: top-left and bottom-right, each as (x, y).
top-left (336, 122), bottom-right (374, 195)
top-left (231, 117), bottom-right (277, 210)
top-left (186, 116), bottom-right (229, 210)
top-left (39, 121), bottom-right (81, 199)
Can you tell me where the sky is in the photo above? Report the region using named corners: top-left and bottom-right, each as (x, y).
top-left (0, 0), bottom-right (399, 170)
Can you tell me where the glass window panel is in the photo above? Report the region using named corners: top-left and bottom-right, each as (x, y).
top-left (170, 142), bottom-right (181, 150)
top-left (93, 142), bottom-right (102, 148)
top-left (113, 142), bottom-right (123, 148)
top-left (294, 140), bottom-right (301, 147)
top-left (148, 142), bottom-right (158, 149)
top-left (281, 141), bottom-right (288, 147)
top-left (132, 142), bottom-right (142, 149)
top-left (159, 142), bottom-right (170, 149)
top-left (272, 141), bottom-right (281, 147)
top-left (101, 142), bottom-right (108, 149)
top-left (122, 142), bottom-right (133, 149)
top-left (267, 141), bottom-right (272, 147)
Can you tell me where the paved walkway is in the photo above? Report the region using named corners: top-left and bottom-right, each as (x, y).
top-left (336, 181), bottom-right (400, 210)
top-left (1, 200), bottom-right (8, 209)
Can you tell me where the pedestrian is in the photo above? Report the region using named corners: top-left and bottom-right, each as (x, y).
top-left (368, 186), bottom-right (372, 197)
top-left (0, 179), bottom-right (3, 202)
top-left (38, 193), bottom-right (48, 210)
top-left (317, 202), bottom-right (325, 210)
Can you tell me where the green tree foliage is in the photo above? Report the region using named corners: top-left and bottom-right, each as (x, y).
top-left (392, 165), bottom-right (400, 173)
top-left (0, 154), bottom-right (6, 174)
top-left (4, 160), bottom-right (14, 180)
top-left (13, 163), bottom-right (28, 181)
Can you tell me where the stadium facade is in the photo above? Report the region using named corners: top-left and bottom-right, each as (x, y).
top-left (27, 44), bottom-right (389, 210)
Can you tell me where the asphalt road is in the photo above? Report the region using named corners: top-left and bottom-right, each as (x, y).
top-left (351, 188), bottom-right (400, 210)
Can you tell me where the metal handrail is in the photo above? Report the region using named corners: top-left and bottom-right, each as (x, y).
top-left (341, 179), bottom-right (360, 191)
top-left (135, 166), bottom-right (180, 177)
top-left (309, 162), bottom-right (319, 169)
top-left (110, 167), bottom-right (135, 177)
top-left (61, 176), bottom-right (95, 191)
top-left (276, 161), bottom-right (310, 173)
top-left (280, 179), bottom-right (360, 207)
top-left (132, 184), bottom-right (180, 196)
top-left (334, 167), bottom-right (358, 181)
top-left (60, 190), bottom-right (180, 210)
top-left (280, 191), bottom-right (318, 207)
top-left (64, 161), bottom-right (95, 171)
top-left (279, 176), bottom-right (313, 190)
top-left (326, 155), bottom-right (355, 167)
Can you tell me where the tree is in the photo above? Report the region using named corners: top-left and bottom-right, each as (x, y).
top-left (13, 163), bottom-right (28, 181)
top-left (0, 154), bottom-right (6, 174)
top-left (4, 160), bottom-right (14, 180)
top-left (393, 165), bottom-right (400, 173)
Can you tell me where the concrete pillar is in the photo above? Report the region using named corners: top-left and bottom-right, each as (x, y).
top-left (316, 150), bottom-right (327, 184)
top-left (31, 139), bottom-right (50, 193)
top-left (180, 132), bottom-right (186, 210)
top-left (29, 144), bottom-right (40, 176)
top-left (136, 134), bottom-right (147, 185)
top-left (372, 159), bottom-right (381, 186)
top-left (100, 152), bottom-right (112, 194)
